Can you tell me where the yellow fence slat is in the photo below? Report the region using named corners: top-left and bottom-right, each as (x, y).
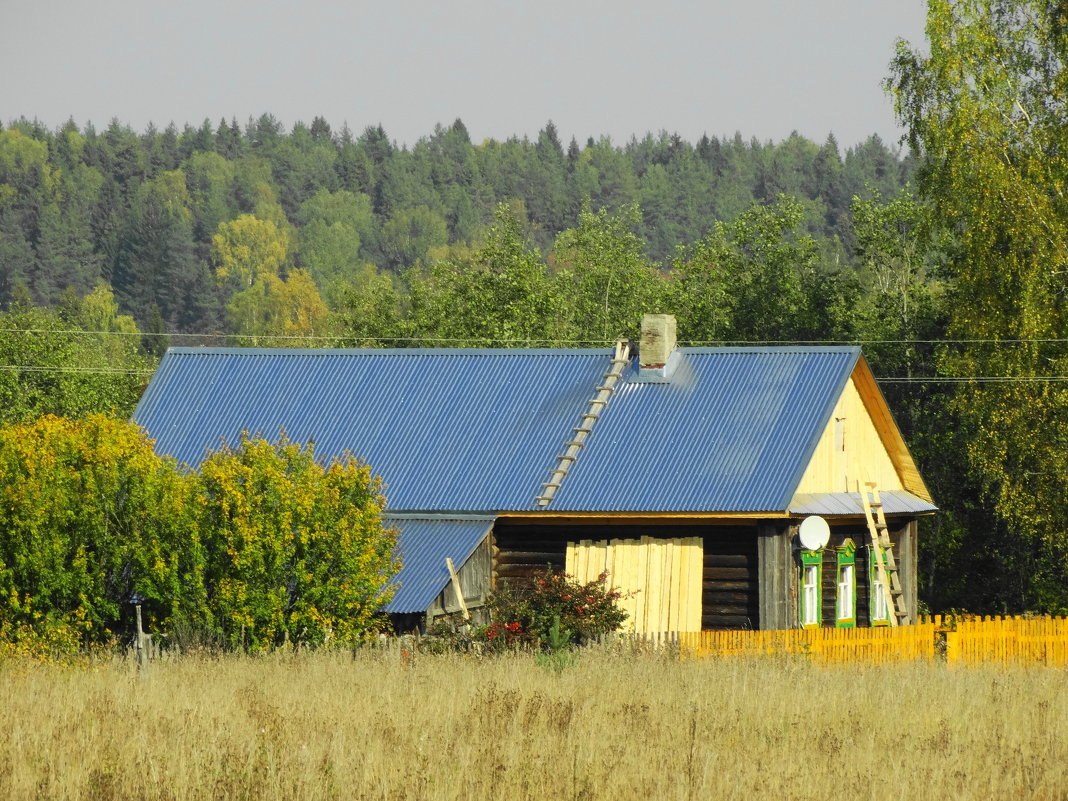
top-left (636, 537), bottom-right (650, 633)
top-left (945, 615), bottom-right (1068, 668)
top-left (622, 539), bottom-right (640, 632)
top-left (681, 616), bottom-right (1068, 667)
top-left (681, 624), bottom-right (938, 664)
top-left (687, 540), bottom-right (702, 633)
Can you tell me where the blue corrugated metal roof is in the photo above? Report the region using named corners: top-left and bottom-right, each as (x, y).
top-left (133, 345), bottom-right (860, 513)
top-left (789, 491), bottom-right (938, 517)
top-left (385, 517), bottom-right (492, 614)
top-left (549, 348), bottom-right (859, 512)
top-left (134, 347), bottom-right (605, 512)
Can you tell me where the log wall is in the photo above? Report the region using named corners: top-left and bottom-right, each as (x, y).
top-left (813, 523), bottom-right (915, 628)
top-left (702, 527), bottom-right (759, 630)
top-left (492, 521), bottom-right (760, 631)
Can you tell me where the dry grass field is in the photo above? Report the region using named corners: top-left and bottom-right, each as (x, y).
top-left (1, 646), bottom-right (1066, 801)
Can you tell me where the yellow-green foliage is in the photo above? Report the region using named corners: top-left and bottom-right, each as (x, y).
top-left (0, 415), bottom-right (185, 646)
top-left (0, 418), bottom-right (399, 652)
top-left (890, 1), bottom-right (1068, 607)
top-left (1, 650), bottom-right (1065, 801)
top-left (193, 433), bottom-right (399, 650)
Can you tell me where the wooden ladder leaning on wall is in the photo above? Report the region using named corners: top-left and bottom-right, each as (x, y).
top-left (860, 481), bottom-right (909, 627)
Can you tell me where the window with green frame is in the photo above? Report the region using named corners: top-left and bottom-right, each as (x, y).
top-left (835, 539), bottom-right (856, 628)
top-left (869, 545), bottom-right (890, 626)
top-left (799, 549), bottom-right (822, 629)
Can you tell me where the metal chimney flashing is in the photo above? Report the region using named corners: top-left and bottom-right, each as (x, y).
top-left (634, 347), bottom-right (682, 383)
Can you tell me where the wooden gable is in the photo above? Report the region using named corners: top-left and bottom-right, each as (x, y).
top-left (795, 358), bottom-right (931, 502)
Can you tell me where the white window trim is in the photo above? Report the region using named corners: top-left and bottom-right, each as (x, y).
top-left (872, 573), bottom-right (888, 622)
top-left (837, 564), bottom-right (855, 622)
top-left (801, 562), bottom-right (820, 627)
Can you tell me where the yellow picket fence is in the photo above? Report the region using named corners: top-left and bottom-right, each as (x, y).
top-left (680, 623), bottom-right (937, 664)
top-left (679, 616), bottom-right (1068, 667)
top-left (922, 614), bottom-right (1068, 668)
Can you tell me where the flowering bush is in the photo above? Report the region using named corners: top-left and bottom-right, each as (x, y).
top-left (474, 620), bottom-right (528, 653)
top-left (489, 568), bottom-right (628, 647)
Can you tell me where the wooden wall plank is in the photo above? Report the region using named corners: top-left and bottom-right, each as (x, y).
top-left (564, 535), bottom-right (705, 634)
top-left (795, 372), bottom-right (904, 495)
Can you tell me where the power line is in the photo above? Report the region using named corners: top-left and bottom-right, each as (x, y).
top-left (5, 327), bottom-right (1068, 347)
top-left (684, 338), bottom-right (1068, 346)
top-left (0, 328), bottom-right (615, 346)
top-left (877, 376), bottom-right (1068, 384)
top-left (6, 363), bottom-right (1068, 384)
top-left (0, 365), bottom-right (154, 375)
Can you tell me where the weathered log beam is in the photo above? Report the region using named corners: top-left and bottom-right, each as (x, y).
top-left (494, 566), bottom-right (555, 579)
top-left (702, 603), bottom-right (759, 617)
top-left (701, 580), bottom-right (755, 592)
top-left (703, 554), bottom-right (756, 568)
top-left (703, 567), bottom-right (754, 581)
top-left (496, 551), bottom-right (563, 562)
top-left (702, 591), bottom-right (753, 604)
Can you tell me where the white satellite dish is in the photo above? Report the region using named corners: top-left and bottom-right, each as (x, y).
top-left (798, 516), bottom-right (830, 550)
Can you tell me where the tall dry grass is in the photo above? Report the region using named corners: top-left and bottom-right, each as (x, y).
top-left (1, 646), bottom-right (1066, 801)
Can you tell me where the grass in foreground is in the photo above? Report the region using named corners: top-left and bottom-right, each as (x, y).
top-left (1, 647), bottom-right (1066, 801)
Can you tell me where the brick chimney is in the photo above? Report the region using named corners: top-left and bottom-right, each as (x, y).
top-left (638, 313), bottom-right (678, 380)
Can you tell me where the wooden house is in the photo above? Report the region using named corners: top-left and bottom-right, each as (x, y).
top-left (133, 315), bottom-right (934, 633)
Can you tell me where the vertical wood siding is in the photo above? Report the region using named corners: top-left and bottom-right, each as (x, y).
top-left (566, 536), bottom-right (703, 634)
top-left (426, 538), bottom-right (493, 624)
top-left (794, 375), bottom-right (904, 495)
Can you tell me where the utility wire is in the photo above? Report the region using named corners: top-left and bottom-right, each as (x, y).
top-left (0, 365), bottom-right (155, 375)
top-left (5, 327), bottom-right (1068, 347)
top-left (0, 328), bottom-right (612, 346)
top-left (4, 363), bottom-right (1068, 383)
top-left (877, 376), bottom-right (1068, 383)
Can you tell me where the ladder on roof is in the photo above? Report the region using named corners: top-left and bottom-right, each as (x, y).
top-left (860, 481), bottom-right (909, 627)
top-left (536, 339), bottom-right (631, 507)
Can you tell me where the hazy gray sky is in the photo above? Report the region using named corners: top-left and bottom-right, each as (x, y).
top-left (2, 0), bottom-right (928, 149)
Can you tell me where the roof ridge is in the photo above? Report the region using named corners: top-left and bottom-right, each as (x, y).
top-left (164, 344), bottom-right (863, 358)
top-left (165, 346), bottom-right (615, 357)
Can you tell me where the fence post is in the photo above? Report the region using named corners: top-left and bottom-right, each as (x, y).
top-left (136, 603), bottom-right (150, 675)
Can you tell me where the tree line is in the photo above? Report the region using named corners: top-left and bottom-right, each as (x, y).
top-left (2, 0), bottom-right (1067, 619)
top-left (0, 113), bottom-right (910, 334)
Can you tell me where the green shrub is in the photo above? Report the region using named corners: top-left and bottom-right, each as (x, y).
top-left (0, 418), bottom-right (400, 653)
top-left (0, 414), bottom-right (187, 648)
top-left (488, 568), bottom-right (628, 648)
top-left (190, 433), bottom-right (401, 650)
